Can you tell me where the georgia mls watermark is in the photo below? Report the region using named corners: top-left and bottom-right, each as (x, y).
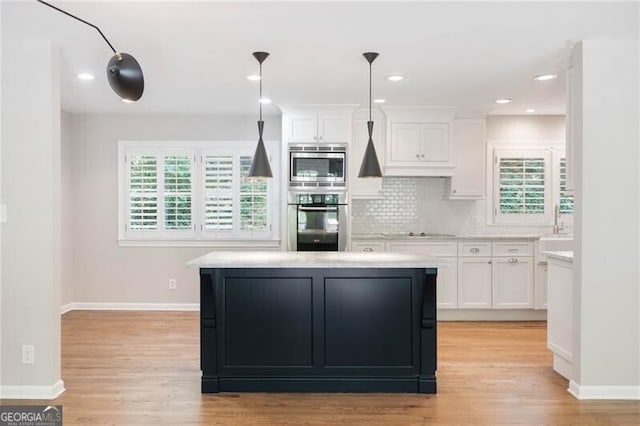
top-left (0, 405), bottom-right (62, 426)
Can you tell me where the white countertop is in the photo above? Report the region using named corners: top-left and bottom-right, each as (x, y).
top-left (187, 251), bottom-right (441, 268)
top-left (351, 233), bottom-right (546, 241)
top-left (543, 251), bottom-right (574, 262)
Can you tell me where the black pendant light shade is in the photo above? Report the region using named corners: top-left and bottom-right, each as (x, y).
top-left (359, 52), bottom-right (383, 178)
top-left (107, 53), bottom-right (144, 102)
top-left (37, 0), bottom-right (144, 102)
top-left (359, 121), bottom-right (383, 177)
top-left (248, 51), bottom-right (273, 178)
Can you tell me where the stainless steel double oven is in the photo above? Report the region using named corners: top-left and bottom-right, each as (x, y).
top-left (288, 144), bottom-right (348, 252)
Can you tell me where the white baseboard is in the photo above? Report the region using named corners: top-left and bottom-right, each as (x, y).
top-left (60, 303), bottom-right (74, 315)
top-left (61, 302), bottom-right (199, 314)
top-left (0, 379), bottom-right (65, 400)
top-left (569, 381), bottom-right (640, 400)
top-left (437, 309), bottom-right (547, 321)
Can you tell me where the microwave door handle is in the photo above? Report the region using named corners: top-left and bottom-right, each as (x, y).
top-left (298, 206), bottom-right (338, 211)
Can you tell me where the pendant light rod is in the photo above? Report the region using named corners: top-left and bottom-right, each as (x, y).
top-left (36, 0), bottom-right (118, 55)
top-left (363, 52), bottom-right (379, 121)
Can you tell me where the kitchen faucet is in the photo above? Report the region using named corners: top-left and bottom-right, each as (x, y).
top-left (552, 204), bottom-right (563, 234)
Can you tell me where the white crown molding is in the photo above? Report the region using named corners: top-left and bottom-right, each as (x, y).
top-left (61, 303), bottom-right (199, 314)
top-left (569, 381), bottom-right (640, 400)
top-left (0, 380), bottom-right (65, 400)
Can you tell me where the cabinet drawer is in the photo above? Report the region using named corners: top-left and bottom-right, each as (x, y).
top-left (386, 242), bottom-right (457, 257)
top-left (458, 242), bottom-right (491, 257)
top-left (492, 241), bottom-right (534, 257)
top-left (351, 241), bottom-right (386, 252)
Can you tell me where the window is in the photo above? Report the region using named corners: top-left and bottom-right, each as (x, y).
top-left (559, 158), bottom-right (574, 215)
top-left (491, 147), bottom-right (573, 226)
top-left (493, 149), bottom-right (551, 224)
top-left (119, 141), bottom-right (277, 245)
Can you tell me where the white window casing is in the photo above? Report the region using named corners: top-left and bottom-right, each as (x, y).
top-left (118, 141), bottom-right (278, 246)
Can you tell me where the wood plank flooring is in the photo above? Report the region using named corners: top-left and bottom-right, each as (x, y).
top-left (4, 311), bottom-right (639, 425)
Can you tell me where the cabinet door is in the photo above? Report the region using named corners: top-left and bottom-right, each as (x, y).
top-left (420, 123), bottom-right (450, 162)
top-left (492, 257), bottom-right (534, 309)
top-left (350, 118), bottom-right (383, 198)
top-left (447, 120), bottom-right (485, 199)
top-left (319, 115), bottom-right (350, 143)
top-left (389, 123), bottom-right (422, 163)
top-left (436, 257), bottom-right (458, 309)
top-left (458, 257), bottom-right (492, 309)
top-left (535, 263), bottom-right (548, 309)
top-left (287, 115), bottom-right (318, 142)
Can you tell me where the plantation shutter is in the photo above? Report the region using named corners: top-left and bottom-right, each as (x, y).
top-left (239, 155), bottom-right (269, 234)
top-left (203, 155), bottom-right (234, 232)
top-left (128, 155), bottom-right (158, 231)
top-left (494, 150), bottom-right (551, 224)
top-left (164, 155), bottom-right (193, 230)
top-left (559, 158), bottom-right (574, 214)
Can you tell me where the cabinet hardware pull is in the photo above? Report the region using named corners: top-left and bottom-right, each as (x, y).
top-left (488, 261), bottom-right (492, 264)
top-left (363, 247), bottom-right (373, 252)
top-left (509, 258), bottom-right (518, 263)
top-left (453, 189), bottom-right (457, 193)
top-left (470, 248), bottom-right (480, 253)
top-left (421, 154), bottom-right (425, 159)
top-left (416, 153), bottom-right (420, 158)
top-left (319, 136), bottom-right (323, 140)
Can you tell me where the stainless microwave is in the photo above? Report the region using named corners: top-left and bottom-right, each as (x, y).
top-left (289, 145), bottom-right (347, 188)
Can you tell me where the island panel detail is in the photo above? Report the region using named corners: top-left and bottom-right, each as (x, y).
top-left (200, 267), bottom-right (437, 393)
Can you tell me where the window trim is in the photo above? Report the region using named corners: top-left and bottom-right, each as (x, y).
top-left (492, 148), bottom-right (552, 225)
top-left (486, 142), bottom-right (569, 227)
top-left (117, 140), bottom-right (280, 247)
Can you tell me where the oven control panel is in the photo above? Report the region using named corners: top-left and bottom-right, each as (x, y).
top-left (295, 193), bottom-right (341, 205)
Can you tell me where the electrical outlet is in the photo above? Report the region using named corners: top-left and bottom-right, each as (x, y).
top-left (21, 345), bottom-right (35, 364)
top-left (169, 279), bottom-right (177, 290)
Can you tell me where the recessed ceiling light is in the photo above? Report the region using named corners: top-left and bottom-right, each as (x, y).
top-left (76, 72), bottom-right (95, 81)
top-left (387, 75), bottom-right (404, 82)
top-left (246, 75), bottom-right (261, 81)
top-left (526, 108), bottom-right (536, 113)
top-left (373, 99), bottom-right (386, 104)
top-left (495, 98), bottom-right (512, 104)
top-left (533, 74), bottom-right (558, 81)
top-left (121, 98), bottom-right (135, 104)
top-left (259, 98), bottom-right (271, 104)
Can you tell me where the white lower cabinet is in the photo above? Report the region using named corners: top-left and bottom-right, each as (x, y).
top-left (491, 257), bottom-right (534, 309)
top-left (457, 257), bottom-right (492, 309)
top-left (352, 238), bottom-right (536, 311)
top-left (385, 242), bottom-right (458, 309)
top-left (535, 263), bottom-right (548, 309)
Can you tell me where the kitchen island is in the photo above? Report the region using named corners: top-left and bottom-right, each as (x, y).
top-left (187, 251), bottom-right (439, 394)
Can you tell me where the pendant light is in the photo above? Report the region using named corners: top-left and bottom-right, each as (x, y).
top-left (37, 0), bottom-right (144, 102)
top-left (358, 52), bottom-right (383, 178)
top-left (248, 51), bottom-right (274, 178)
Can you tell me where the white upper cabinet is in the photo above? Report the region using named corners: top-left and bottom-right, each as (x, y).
top-left (283, 107), bottom-right (355, 144)
top-left (350, 109), bottom-right (385, 199)
top-left (445, 119), bottom-right (486, 200)
top-left (382, 107), bottom-right (455, 176)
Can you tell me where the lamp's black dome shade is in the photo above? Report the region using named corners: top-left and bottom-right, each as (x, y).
top-left (107, 53), bottom-right (144, 101)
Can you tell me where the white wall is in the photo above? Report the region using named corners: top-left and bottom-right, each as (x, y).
top-left (486, 115), bottom-right (565, 143)
top-left (571, 40), bottom-right (640, 397)
top-left (1, 38), bottom-right (62, 397)
top-left (61, 111), bottom-right (73, 307)
top-left (66, 113), bottom-right (281, 305)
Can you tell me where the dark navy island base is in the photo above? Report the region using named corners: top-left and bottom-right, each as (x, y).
top-left (199, 267), bottom-right (438, 394)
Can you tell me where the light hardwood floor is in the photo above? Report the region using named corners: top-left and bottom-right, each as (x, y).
top-left (5, 311), bottom-right (639, 425)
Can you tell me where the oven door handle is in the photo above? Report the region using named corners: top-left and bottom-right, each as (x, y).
top-left (298, 206), bottom-right (338, 212)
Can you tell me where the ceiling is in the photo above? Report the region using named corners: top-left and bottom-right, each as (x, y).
top-left (3, 1), bottom-right (638, 116)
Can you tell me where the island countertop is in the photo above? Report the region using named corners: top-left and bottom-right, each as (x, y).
top-left (187, 250), bottom-right (441, 268)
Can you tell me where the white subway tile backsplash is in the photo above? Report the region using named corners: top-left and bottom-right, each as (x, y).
top-left (351, 177), bottom-right (485, 234)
